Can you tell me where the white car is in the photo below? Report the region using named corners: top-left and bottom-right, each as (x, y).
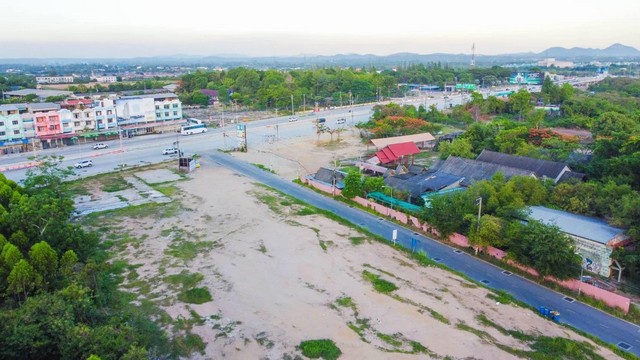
top-left (336, 118), bottom-right (346, 124)
top-left (288, 117), bottom-right (298, 122)
top-left (162, 147), bottom-right (179, 155)
top-left (93, 143), bottom-right (108, 150)
top-left (74, 160), bottom-right (93, 168)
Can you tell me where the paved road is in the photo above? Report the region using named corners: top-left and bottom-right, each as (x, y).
top-left (209, 151), bottom-right (640, 357)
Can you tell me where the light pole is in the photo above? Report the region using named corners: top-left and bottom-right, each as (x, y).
top-left (475, 197), bottom-right (482, 232)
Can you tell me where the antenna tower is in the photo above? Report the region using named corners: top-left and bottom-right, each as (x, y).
top-left (470, 43), bottom-right (476, 69)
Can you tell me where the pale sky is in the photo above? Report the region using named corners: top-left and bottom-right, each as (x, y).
top-left (1, 0), bottom-right (639, 58)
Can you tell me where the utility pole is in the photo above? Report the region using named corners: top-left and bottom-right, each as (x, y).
top-left (291, 94), bottom-right (294, 115)
top-left (303, 94), bottom-right (306, 112)
top-left (475, 197), bottom-right (482, 232)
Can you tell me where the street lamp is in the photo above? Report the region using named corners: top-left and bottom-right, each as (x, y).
top-left (475, 197), bottom-right (482, 232)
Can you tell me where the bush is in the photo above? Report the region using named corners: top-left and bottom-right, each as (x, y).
top-left (298, 339), bottom-right (342, 360)
top-left (178, 287), bottom-right (212, 304)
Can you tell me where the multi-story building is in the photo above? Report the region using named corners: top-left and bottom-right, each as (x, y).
top-left (29, 103), bottom-right (75, 148)
top-left (35, 76), bottom-right (75, 84)
top-left (116, 93), bottom-right (184, 137)
top-left (0, 104), bottom-right (30, 153)
top-left (94, 99), bottom-right (117, 131)
top-left (94, 76), bottom-right (118, 83)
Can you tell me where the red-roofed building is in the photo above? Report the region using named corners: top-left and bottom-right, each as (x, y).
top-left (375, 142), bottom-right (420, 166)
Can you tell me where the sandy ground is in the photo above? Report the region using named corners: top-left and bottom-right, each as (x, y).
top-left (97, 131), bottom-right (623, 359)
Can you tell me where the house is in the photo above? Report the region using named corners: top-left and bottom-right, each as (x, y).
top-left (476, 150), bottom-right (584, 183)
top-left (375, 142), bottom-right (420, 166)
top-left (35, 76), bottom-right (75, 84)
top-left (370, 132), bottom-right (435, 149)
top-left (312, 167), bottom-right (347, 189)
top-left (526, 206), bottom-right (631, 278)
top-left (433, 156), bottom-right (534, 186)
top-left (384, 169), bottom-right (463, 202)
top-left (199, 89), bottom-right (219, 105)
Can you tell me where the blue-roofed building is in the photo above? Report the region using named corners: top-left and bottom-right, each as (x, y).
top-left (526, 206), bottom-right (630, 277)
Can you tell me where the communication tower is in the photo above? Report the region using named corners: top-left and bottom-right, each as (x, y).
top-left (470, 43), bottom-right (476, 69)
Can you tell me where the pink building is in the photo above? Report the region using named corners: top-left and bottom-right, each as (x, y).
top-left (29, 103), bottom-right (73, 148)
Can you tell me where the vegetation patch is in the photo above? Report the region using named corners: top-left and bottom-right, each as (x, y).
top-left (152, 184), bottom-right (179, 197)
top-left (298, 339), bottom-right (342, 360)
top-left (165, 240), bottom-right (217, 261)
top-left (178, 287), bottom-right (212, 304)
top-left (171, 333), bottom-right (206, 357)
top-left (252, 163), bottom-right (276, 174)
top-left (362, 270), bottom-right (398, 293)
top-left (486, 289), bottom-right (515, 304)
top-left (101, 176), bottom-right (132, 192)
top-left (164, 270), bottom-right (204, 291)
top-left (254, 332), bottom-right (275, 349)
top-left (349, 236), bottom-right (367, 245)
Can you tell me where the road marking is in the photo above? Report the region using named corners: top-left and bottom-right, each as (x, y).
top-left (600, 323), bottom-right (610, 329)
top-left (563, 296), bottom-right (575, 303)
top-left (453, 249), bottom-right (463, 254)
top-left (502, 270), bottom-right (513, 276)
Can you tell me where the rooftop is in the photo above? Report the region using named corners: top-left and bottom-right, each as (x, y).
top-left (371, 133), bottom-right (435, 148)
top-left (527, 206), bottom-right (627, 245)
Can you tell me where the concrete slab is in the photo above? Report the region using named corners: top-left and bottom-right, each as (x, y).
top-left (134, 169), bottom-right (183, 184)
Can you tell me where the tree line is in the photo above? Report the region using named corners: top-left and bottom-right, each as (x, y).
top-left (342, 77), bottom-right (640, 283)
top-left (0, 157), bottom-right (170, 359)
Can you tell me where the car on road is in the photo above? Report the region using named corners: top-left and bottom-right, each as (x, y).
top-left (162, 147), bottom-right (179, 155)
top-left (336, 118), bottom-right (346, 124)
top-left (74, 159), bottom-right (93, 168)
top-left (316, 118), bottom-right (326, 124)
top-left (288, 117), bottom-right (298, 122)
top-left (93, 143), bottom-right (108, 150)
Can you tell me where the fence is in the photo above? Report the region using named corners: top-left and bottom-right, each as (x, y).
top-left (301, 176), bottom-right (632, 313)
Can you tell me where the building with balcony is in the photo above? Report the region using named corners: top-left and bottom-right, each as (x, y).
top-left (0, 104), bottom-right (31, 153)
top-left (29, 103), bottom-right (75, 148)
top-left (116, 93), bottom-right (184, 137)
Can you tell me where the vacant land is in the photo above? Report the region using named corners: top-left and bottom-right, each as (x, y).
top-left (77, 132), bottom-right (624, 359)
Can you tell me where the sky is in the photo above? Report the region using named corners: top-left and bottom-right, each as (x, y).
top-left (1, 0), bottom-right (639, 58)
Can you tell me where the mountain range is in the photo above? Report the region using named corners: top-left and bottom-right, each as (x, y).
top-left (0, 44), bottom-right (638, 68)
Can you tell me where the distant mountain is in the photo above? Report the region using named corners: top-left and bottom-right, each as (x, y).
top-left (538, 43), bottom-right (640, 58)
top-left (0, 44), bottom-right (638, 68)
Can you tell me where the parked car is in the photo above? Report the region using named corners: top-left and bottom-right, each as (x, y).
top-left (162, 147), bottom-right (179, 155)
top-left (317, 118), bottom-right (326, 124)
top-left (74, 160), bottom-right (93, 168)
top-left (336, 118), bottom-right (346, 124)
top-left (288, 116), bottom-right (298, 122)
top-left (93, 143), bottom-right (108, 150)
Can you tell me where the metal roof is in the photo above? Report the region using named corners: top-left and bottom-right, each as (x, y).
top-left (371, 133), bottom-right (435, 148)
top-left (527, 206), bottom-right (627, 245)
top-left (3, 89), bottom-right (73, 97)
top-left (435, 156), bottom-right (533, 185)
top-left (476, 150), bottom-right (568, 180)
top-left (27, 102), bottom-right (61, 111)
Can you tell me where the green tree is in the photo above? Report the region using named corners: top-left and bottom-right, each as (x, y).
top-left (363, 176), bottom-right (385, 196)
top-left (508, 220), bottom-right (580, 279)
top-left (467, 214), bottom-right (505, 253)
top-left (29, 241), bottom-right (58, 289)
top-left (509, 89), bottom-right (533, 120)
top-left (422, 191), bottom-right (474, 238)
top-left (7, 259), bottom-right (39, 299)
top-left (341, 170), bottom-right (363, 198)
top-left (438, 137), bottom-right (474, 160)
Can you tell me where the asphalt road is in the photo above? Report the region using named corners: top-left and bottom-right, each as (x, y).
top-left (209, 151), bottom-right (640, 357)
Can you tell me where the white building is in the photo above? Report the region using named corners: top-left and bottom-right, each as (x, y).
top-left (94, 76), bottom-right (118, 83)
top-left (537, 58), bottom-right (574, 69)
top-left (35, 76), bottom-right (75, 84)
top-left (115, 93), bottom-right (184, 137)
